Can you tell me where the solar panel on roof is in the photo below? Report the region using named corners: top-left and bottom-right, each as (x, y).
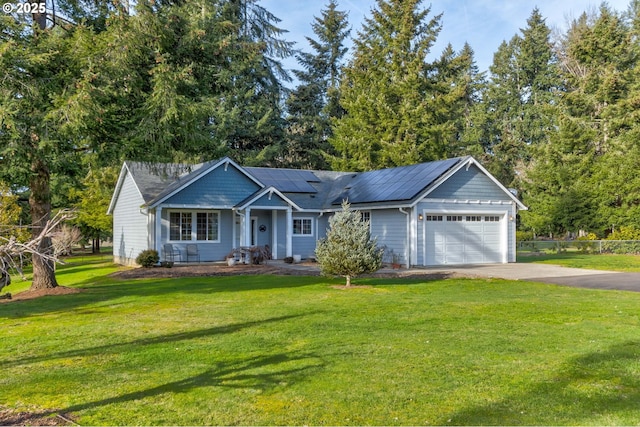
top-left (246, 167), bottom-right (319, 193)
top-left (335, 157), bottom-right (462, 204)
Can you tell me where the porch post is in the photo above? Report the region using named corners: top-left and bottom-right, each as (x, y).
top-left (244, 207), bottom-right (252, 247)
top-left (271, 209), bottom-right (278, 259)
top-left (286, 207), bottom-right (293, 257)
top-left (155, 206), bottom-right (162, 254)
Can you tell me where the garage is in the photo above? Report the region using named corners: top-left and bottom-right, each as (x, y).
top-left (424, 213), bottom-right (505, 265)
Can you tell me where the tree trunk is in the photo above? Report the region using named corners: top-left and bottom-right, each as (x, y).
top-left (29, 157), bottom-right (58, 290)
top-left (345, 275), bottom-right (351, 287)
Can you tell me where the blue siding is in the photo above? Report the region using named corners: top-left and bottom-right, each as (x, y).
top-left (429, 164), bottom-right (512, 201)
top-left (250, 192), bottom-right (290, 208)
top-left (292, 213), bottom-right (318, 259)
top-left (371, 209), bottom-right (408, 265)
top-left (165, 165), bottom-right (260, 207)
top-left (160, 209), bottom-right (235, 262)
top-left (113, 172), bottom-right (149, 265)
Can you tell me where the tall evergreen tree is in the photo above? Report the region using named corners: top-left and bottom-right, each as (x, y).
top-left (283, 0), bottom-right (350, 169)
top-left (0, 15), bottom-right (97, 289)
top-left (481, 8), bottom-right (560, 187)
top-left (521, 5), bottom-right (636, 235)
top-left (330, 0), bottom-right (447, 171)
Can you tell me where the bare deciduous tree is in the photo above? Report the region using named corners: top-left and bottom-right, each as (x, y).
top-left (0, 210), bottom-right (75, 299)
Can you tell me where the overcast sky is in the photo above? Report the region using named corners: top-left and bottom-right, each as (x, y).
top-left (260, 0), bottom-right (632, 80)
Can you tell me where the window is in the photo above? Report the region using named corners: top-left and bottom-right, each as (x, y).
top-left (197, 212), bottom-right (219, 241)
top-left (466, 215), bottom-right (482, 222)
top-left (426, 215), bottom-right (443, 221)
top-left (293, 218), bottom-right (313, 236)
top-left (485, 216), bottom-right (501, 222)
top-left (169, 210), bottom-right (220, 241)
top-left (360, 211), bottom-right (371, 223)
top-left (447, 215), bottom-right (463, 222)
top-left (169, 212), bottom-right (191, 241)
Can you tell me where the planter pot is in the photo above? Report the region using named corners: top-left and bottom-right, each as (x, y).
top-left (227, 257), bottom-right (237, 266)
top-left (293, 254), bottom-right (302, 263)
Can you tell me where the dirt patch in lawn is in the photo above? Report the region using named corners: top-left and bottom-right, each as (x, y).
top-left (0, 406), bottom-right (77, 426)
top-left (0, 286), bottom-right (82, 304)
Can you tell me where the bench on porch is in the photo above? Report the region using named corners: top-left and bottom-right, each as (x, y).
top-left (226, 245), bottom-right (271, 265)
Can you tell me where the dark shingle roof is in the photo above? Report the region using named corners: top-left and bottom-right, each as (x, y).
top-left (125, 160), bottom-right (212, 204)
top-left (123, 156), bottom-right (467, 210)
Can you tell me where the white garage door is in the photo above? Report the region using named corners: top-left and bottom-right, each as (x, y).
top-left (425, 214), bottom-right (504, 265)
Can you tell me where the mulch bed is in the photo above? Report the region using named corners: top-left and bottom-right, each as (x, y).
top-left (110, 262), bottom-right (319, 279)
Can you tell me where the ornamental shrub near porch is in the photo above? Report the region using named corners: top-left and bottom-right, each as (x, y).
top-left (315, 201), bottom-right (383, 286)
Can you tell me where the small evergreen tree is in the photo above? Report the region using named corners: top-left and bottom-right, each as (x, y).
top-left (315, 201), bottom-right (383, 286)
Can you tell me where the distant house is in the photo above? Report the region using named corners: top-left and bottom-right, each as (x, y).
top-left (108, 156), bottom-right (526, 267)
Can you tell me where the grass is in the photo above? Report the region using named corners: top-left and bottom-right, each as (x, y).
top-left (1, 258), bottom-right (640, 425)
top-left (518, 252), bottom-right (640, 272)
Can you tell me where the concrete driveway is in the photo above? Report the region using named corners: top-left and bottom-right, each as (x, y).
top-left (430, 263), bottom-right (640, 292)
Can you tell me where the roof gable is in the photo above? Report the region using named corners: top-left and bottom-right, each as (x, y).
top-left (417, 157), bottom-right (527, 210)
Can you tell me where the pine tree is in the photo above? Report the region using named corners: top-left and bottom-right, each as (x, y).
top-left (315, 202), bottom-right (383, 286)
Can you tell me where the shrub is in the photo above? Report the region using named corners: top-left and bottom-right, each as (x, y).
top-left (516, 230), bottom-right (533, 241)
top-left (136, 249), bottom-right (159, 268)
top-left (315, 201), bottom-right (383, 286)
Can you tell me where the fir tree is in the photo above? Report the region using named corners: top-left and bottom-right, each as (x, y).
top-left (330, 0), bottom-right (446, 171)
top-left (283, 0), bottom-right (350, 169)
top-left (315, 202), bottom-right (383, 286)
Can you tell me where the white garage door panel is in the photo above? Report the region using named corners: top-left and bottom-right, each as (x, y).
top-left (425, 214), bottom-right (504, 266)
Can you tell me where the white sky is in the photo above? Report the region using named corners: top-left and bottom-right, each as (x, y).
top-left (259, 0), bottom-right (632, 79)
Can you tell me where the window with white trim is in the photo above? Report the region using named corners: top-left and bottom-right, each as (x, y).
top-left (360, 211), bottom-right (371, 231)
top-left (293, 218), bottom-right (313, 236)
top-left (168, 210), bottom-right (220, 241)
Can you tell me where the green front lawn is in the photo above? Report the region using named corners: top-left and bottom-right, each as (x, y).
top-left (2, 260), bottom-right (640, 425)
top-left (518, 252), bottom-right (640, 272)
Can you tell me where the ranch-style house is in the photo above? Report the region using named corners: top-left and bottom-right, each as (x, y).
top-left (108, 156), bottom-right (527, 267)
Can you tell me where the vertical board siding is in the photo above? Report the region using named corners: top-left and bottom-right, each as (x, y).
top-left (429, 164), bottom-right (513, 201)
top-left (113, 172), bottom-right (149, 265)
top-left (165, 165), bottom-right (260, 207)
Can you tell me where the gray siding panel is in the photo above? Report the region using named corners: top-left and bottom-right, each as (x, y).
top-left (430, 164), bottom-right (512, 201)
top-left (165, 165), bottom-right (260, 207)
top-left (113, 173), bottom-right (149, 265)
top-left (159, 209), bottom-right (235, 262)
top-left (292, 213), bottom-right (318, 259)
top-left (371, 209), bottom-right (408, 265)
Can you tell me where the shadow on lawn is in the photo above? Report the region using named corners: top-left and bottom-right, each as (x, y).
top-left (1, 274), bottom-right (325, 319)
top-left (1, 314), bottom-right (310, 369)
top-left (446, 340), bottom-right (640, 425)
top-left (59, 351), bottom-right (324, 419)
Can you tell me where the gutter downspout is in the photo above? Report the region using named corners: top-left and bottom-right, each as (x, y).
top-left (399, 208), bottom-right (410, 268)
